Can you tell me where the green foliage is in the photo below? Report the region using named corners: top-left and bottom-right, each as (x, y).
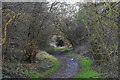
top-left (53, 47), bottom-right (71, 52)
top-left (64, 53), bottom-right (99, 78)
top-left (27, 59), bottom-right (61, 78)
top-left (108, 45), bottom-right (117, 51)
top-left (24, 51), bottom-right (61, 78)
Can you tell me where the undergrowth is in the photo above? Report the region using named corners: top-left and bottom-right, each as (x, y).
top-left (24, 51), bottom-right (61, 78)
top-left (3, 51), bottom-right (61, 78)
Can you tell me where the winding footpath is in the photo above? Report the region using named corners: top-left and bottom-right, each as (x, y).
top-left (49, 50), bottom-right (79, 78)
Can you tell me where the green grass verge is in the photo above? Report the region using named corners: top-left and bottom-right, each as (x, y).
top-left (64, 53), bottom-right (100, 78)
top-left (24, 51), bottom-right (61, 78)
top-left (28, 60), bottom-right (61, 78)
top-left (53, 47), bottom-right (71, 52)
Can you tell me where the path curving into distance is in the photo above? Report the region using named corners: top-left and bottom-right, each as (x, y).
top-left (49, 51), bottom-right (79, 78)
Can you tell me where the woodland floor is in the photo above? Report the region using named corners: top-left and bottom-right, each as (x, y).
top-left (2, 47), bottom-right (100, 78)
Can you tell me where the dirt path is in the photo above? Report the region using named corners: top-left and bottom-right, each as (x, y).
top-left (49, 55), bottom-right (79, 78)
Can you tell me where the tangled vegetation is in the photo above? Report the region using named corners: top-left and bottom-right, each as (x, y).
top-left (3, 51), bottom-right (61, 78)
top-left (1, 1), bottom-right (119, 78)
